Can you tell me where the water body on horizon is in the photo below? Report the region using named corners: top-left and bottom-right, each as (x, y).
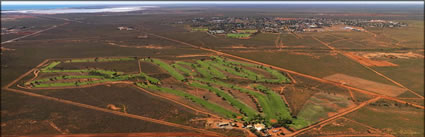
top-left (1, 5), bottom-right (85, 11)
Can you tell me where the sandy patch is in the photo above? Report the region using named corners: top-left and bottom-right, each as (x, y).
top-left (230, 45), bottom-right (248, 49)
top-left (344, 52), bottom-right (398, 67)
top-left (357, 52), bottom-right (424, 59)
top-left (1, 15), bottom-right (35, 21)
top-left (1, 47), bottom-right (16, 51)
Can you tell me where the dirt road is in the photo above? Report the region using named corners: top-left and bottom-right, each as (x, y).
top-left (1, 23), bottom-right (68, 45)
top-left (37, 15), bottom-right (84, 24)
top-left (275, 33), bottom-right (282, 49)
top-left (318, 134), bottom-right (393, 137)
top-left (2, 132), bottom-right (217, 137)
top-left (138, 59), bottom-right (142, 74)
top-left (348, 88), bottom-right (356, 102)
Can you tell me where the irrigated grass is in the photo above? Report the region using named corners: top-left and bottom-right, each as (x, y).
top-left (136, 83), bottom-right (239, 119)
top-left (190, 81), bottom-right (258, 120)
top-left (147, 59), bottom-right (186, 81)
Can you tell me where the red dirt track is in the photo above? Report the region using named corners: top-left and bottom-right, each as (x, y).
top-left (2, 132), bottom-right (217, 137)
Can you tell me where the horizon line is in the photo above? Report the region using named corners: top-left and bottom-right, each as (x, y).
top-left (2, 1), bottom-right (424, 5)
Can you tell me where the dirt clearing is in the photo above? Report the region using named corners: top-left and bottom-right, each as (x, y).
top-left (323, 73), bottom-right (406, 97)
top-left (344, 52), bottom-right (398, 67)
top-left (358, 52), bottom-right (424, 59)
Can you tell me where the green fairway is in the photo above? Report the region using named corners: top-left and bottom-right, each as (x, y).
top-left (190, 81), bottom-right (258, 120)
top-left (236, 30), bottom-right (258, 34)
top-left (136, 82), bottom-right (239, 119)
top-left (41, 61), bottom-right (61, 70)
top-left (146, 58), bottom-right (186, 81)
top-left (191, 27), bottom-right (208, 32)
top-left (196, 60), bottom-right (227, 79)
top-left (227, 33), bottom-right (251, 38)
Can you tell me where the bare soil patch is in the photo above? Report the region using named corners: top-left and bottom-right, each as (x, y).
top-left (230, 45), bottom-right (249, 49)
top-left (323, 73), bottom-right (406, 97)
top-left (1, 47), bottom-right (16, 51)
top-left (358, 52), bottom-right (424, 59)
top-left (344, 52), bottom-right (398, 67)
top-left (1, 15), bottom-right (35, 21)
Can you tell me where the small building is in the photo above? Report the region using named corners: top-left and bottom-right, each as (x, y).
top-left (208, 30), bottom-right (225, 35)
top-left (344, 26), bottom-right (353, 30)
top-left (218, 122), bottom-right (229, 127)
top-left (245, 125), bottom-right (253, 128)
top-left (308, 24), bottom-right (318, 28)
top-left (117, 26), bottom-right (134, 31)
top-left (254, 123), bottom-right (266, 131)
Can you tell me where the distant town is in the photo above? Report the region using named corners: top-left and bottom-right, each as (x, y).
top-left (181, 17), bottom-right (407, 35)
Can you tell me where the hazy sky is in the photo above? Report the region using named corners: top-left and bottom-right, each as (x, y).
top-left (2, 1), bottom-right (424, 5)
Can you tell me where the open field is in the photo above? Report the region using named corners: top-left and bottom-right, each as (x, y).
top-left (346, 101), bottom-right (424, 137)
top-left (280, 34), bottom-right (328, 49)
top-left (55, 60), bottom-right (139, 73)
top-left (1, 91), bottom-right (191, 135)
top-left (298, 117), bottom-right (379, 137)
top-left (1, 16), bottom-right (65, 42)
top-left (226, 51), bottom-right (397, 86)
top-left (296, 92), bottom-right (354, 128)
top-left (373, 58), bottom-right (424, 96)
top-left (323, 73), bottom-right (406, 97)
top-left (366, 20), bottom-right (424, 48)
top-left (29, 84), bottom-right (206, 126)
